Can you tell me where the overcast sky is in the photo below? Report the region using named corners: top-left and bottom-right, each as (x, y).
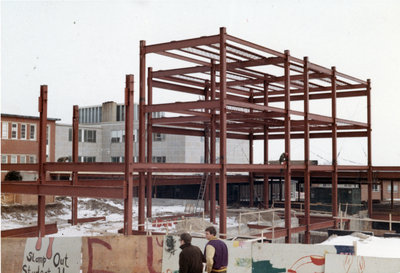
top-left (2, 0), bottom-right (400, 166)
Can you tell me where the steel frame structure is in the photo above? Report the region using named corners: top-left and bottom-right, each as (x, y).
top-left (2, 28), bottom-right (400, 242)
top-left (137, 27), bottom-right (395, 242)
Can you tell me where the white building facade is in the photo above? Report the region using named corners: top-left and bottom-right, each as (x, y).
top-left (55, 101), bottom-right (249, 164)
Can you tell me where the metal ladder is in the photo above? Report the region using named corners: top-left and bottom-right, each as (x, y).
top-left (194, 173), bottom-right (209, 213)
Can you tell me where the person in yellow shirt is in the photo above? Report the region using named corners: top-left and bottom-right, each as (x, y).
top-left (204, 226), bottom-right (228, 273)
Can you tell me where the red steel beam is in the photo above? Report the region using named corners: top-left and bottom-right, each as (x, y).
top-left (284, 50), bottom-right (292, 243)
top-left (44, 162), bottom-right (125, 172)
top-left (38, 85), bottom-right (47, 237)
top-left (139, 40), bottom-right (146, 231)
top-left (204, 81), bottom-right (210, 214)
top-left (255, 90), bottom-right (367, 103)
top-left (249, 91), bottom-right (254, 207)
top-left (1, 183), bottom-right (125, 198)
top-left (263, 81), bottom-right (269, 209)
top-left (147, 69), bottom-right (153, 219)
top-left (0, 163), bottom-right (38, 171)
top-left (367, 79), bottom-right (373, 216)
top-left (152, 80), bottom-right (205, 96)
top-left (71, 105), bottom-right (79, 226)
top-left (1, 223), bottom-right (58, 238)
top-left (219, 27), bottom-right (228, 238)
top-left (331, 67), bottom-right (338, 225)
top-left (67, 217), bottom-right (106, 224)
top-left (145, 35), bottom-right (219, 54)
top-left (145, 100), bottom-right (220, 113)
top-left (210, 60), bottom-right (217, 224)
top-left (304, 57), bottom-right (311, 244)
top-left (124, 74), bottom-right (134, 235)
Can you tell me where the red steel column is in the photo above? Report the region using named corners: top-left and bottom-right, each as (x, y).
top-left (303, 57), bottom-right (311, 243)
top-left (391, 180), bottom-right (394, 210)
top-left (71, 105), bottom-right (79, 225)
top-left (124, 74), bottom-right (134, 235)
top-left (249, 133), bottom-right (254, 207)
top-left (249, 91), bottom-right (254, 207)
top-left (367, 79), bottom-right (373, 216)
top-left (210, 60), bottom-right (217, 224)
top-left (204, 128), bottom-right (210, 213)
top-left (284, 50), bottom-right (292, 243)
top-left (37, 85), bottom-right (48, 237)
top-left (147, 67), bottom-right (153, 218)
top-left (138, 40), bottom-right (146, 231)
top-left (263, 81), bottom-right (269, 209)
top-left (219, 27), bottom-right (228, 237)
top-left (331, 67), bottom-right (338, 223)
top-left (204, 81), bottom-right (210, 213)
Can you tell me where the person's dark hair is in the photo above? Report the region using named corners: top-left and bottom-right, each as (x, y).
top-left (180, 232), bottom-right (192, 244)
top-left (205, 226), bottom-right (217, 236)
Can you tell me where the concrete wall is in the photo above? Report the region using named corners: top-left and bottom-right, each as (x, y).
top-left (55, 123), bottom-right (102, 162)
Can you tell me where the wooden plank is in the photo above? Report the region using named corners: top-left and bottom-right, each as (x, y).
top-left (1, 237), bottom-right (26, 272)
top-left (81, 235), bottom-right (164, 273)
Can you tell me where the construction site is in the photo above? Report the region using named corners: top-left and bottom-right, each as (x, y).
top-left (2, 28), bottom-right (400, 272)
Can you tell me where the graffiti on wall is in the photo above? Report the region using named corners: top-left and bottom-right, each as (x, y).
top-left (22, 237), bottom-right (82, 273)
top-left (325, 254), bottom-right (400, 273)
top-left (251, 243), bottom-right (354, 273)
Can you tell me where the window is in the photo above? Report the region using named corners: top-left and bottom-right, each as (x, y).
top-left (11, 123), bottom-right (18, 139)
top-left (388, 184), bottom-right (399, 193)
top-left (116, 105), bottom-right (125, 122)
top-left (152, 156), bottom-right (166, 163)
top-left (10, 155), bottom-right (17, 163)
top-left (84, 130), bottom-right (96, 143)
top-left (372, 184), bottom-right (380, 192)
top-left (152, 112), bottom-right (164, 118)
top-left (2, 155), bottom-right (7, 163)
top-left (29, 124), bottom-right (36, 140)
top-left (28, 155), bottom-right (36, 163)
top-left (79, 156), bottom-right (96, 163)
top-left (111, 130), bottom-right (125, 143)
top-left (111, 156), bottom-right (124, 163)
top-left (20, 155), bottom-right (26, 163)
top-left (21, 124), bottom-right (26, 139)
top-left (153, 133), bottom-right (165, 142)
top-left (133, 129), bottom-right (139, 142)
top-left (2, 122), bottom-right (8, 139)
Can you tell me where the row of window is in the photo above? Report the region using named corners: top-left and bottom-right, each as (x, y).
top-left (78, 105), bottom-right (142, 124)
top-left (111, 130), bottom-right (165, 143)
top-left (2, 154), bottom-right (37, 163)
top-left (111, 156), bottom-right (166, 163)
top-left (2, 153), bottom-right (166, 164)
top-left (79, 106), bottom-right (102, 124)
top-left (372, 184), bottom-right (399, 193)
top-left (68, 129), bottom-right (97, 143)
top-left (67, 129), bottom-right (164, 144)
top-left (2, 122), bottom-right (36, 140)
top-left (65, 156), bottom-right (96, 162)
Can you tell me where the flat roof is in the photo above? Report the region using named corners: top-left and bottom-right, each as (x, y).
top-left (1, 113), bottom-right (60, 121)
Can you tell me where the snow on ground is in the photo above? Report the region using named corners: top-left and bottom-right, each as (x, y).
top-left (3, 197), bottom-right (400, 259)
top-left (320, 233), bottom-right (400, 259)
top-left (1, 197), bottom-right (238, 237)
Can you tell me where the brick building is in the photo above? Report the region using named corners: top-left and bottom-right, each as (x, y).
top-left (1, 113), bottom-right (59, 204)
